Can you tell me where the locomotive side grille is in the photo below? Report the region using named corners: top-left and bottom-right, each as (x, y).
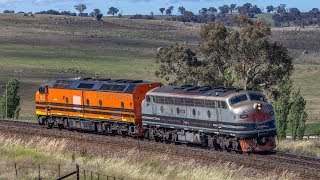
top-left (125, 84), bottom-right (137, 93)
top-left (53, 80), bottom-right (72, 89)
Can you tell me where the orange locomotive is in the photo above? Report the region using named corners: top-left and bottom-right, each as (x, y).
top-left (35, 78), bottom-right (162, 135)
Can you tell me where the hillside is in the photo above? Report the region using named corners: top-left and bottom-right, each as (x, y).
top-left (0, 13), bottom-right (319, 132)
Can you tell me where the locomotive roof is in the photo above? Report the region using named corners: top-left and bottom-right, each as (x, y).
top-left (149, 85), bottom-right (244, 97)
top-left (42, 77), bottom-right (156, 94)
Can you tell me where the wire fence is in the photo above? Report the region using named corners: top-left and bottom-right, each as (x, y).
top-left (0, 161), bottom-right (122, 180)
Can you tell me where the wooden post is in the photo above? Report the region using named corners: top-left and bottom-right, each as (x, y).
top-left (38, 164), bottom-right (41, 180)
top-left (90, 171), bottom-right (93, 180)
top-left (97, 173), bottom-right (100, 180)
top-left (14, 162), bottom-right (18, 177)
top-left (58, 164), bottom-right (61, 178)
top-left (76, 165), bottom-right (80, 180)
top-left (83, 170), bottom-right (86, 180)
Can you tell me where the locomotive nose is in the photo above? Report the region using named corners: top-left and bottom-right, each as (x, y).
top-left (234, 102), bottom-right (275, 122)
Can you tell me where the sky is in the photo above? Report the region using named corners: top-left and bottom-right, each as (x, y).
top-left (0, 0), bottom-right (318, 15)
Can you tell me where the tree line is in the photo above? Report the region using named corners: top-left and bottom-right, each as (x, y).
top-left (270, 4), bottom-right (320, 27)
top-left (4, 3), bottom-right (320, 27)
top-left (3, 4), bottom-right (121, 21)
top-left (155, 16), bottom-right (307, 140)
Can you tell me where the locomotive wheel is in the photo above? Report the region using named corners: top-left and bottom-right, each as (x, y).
top-left (44, 120), bottom-right (53, 129)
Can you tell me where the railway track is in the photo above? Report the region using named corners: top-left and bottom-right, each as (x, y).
top-left (0, 120), bottom-right (319, 179)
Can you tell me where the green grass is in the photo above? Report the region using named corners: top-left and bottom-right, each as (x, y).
top-left (255, 13), bottom-right (274, 26)
top-left (0, 43), bottom-right (158, 118)
top-left (0, 134), bottom-right (298, 179)
top-left (306, 123), bottom-right (320, 135)
top-left (277, 139), bottom-right (320, 157)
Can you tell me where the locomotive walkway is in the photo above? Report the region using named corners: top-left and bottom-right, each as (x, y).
top-left (0, 120), bottom-right (319, 179)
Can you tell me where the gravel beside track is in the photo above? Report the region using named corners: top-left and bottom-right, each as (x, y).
top-left (0, 120), bottom-right (319, 179)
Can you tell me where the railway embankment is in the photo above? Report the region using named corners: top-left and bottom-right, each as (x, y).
top-left (0, 120), bottom-right (319, 179)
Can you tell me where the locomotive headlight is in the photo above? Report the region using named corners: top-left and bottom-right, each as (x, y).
top-left (240, 114), bottom-right (249, 119)
top-left (256, 103), bottom-right (262, 110)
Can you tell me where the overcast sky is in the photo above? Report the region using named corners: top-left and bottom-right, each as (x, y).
top-left (0, 0), bottom-right (318, 15)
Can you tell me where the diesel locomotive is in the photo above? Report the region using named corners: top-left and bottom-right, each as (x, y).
top-left (142, 85), bottom-right (276, 152)
top-left (35, 78), bottom-right (276, 152)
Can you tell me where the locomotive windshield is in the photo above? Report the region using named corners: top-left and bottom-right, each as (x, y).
top-left (249, 93), bottom-right (266, 102)
top-left (229, 94), bottom-right (248, 105)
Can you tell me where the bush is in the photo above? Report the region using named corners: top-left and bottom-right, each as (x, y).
top-left (35, 10), bottom-right (60, 15)
top-left (3, 10), bottom-right (14, 13)
top-left (314, 129), bottom-right (320, 136)
top-left (130, 14), bottom-right (155, 20)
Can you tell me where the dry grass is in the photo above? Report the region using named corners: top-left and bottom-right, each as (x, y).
top-left (277, 139), bottom-right (320, 157)
top-left (0, 133), bottom-right (298, 180)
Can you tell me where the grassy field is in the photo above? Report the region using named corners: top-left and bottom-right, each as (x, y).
top-left (277, 139), bottom-right (320, 157)
top-left (0, 133), bottom-right (298, 180)
top-left (0, 13), bottom-right (319, 132)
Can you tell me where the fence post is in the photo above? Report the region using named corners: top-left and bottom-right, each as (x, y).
top-left (38, 164), bottom-right (41, 180)
top-left (83, 170), bottom-right (86, 180)
top-left (76, 165), bottom-right (80, 180)
top-left (57, 164), bottom-right (61, 178)
top-left (97, 173), bottom-right (100, 180)
top-left (14, 162), bottom-right (18, 177)
top-left (90, 171), bottom-right (93, 180)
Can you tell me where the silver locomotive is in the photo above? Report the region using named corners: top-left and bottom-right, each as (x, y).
top-left (142, 85), bottom-right (276, 152)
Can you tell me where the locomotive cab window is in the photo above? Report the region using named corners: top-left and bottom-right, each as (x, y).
top-left (39, 87), bottom-right (45, 94)
top-left (229, 94), bottom-right (248, 106)
top-left (146, 95), bottom-right (151, 102)
top-left (221, 101), bottom-right (228, 109)
top-left (249, 93), bottom-right (266, 102)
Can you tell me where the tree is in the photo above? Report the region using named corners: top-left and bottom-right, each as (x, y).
top-left (237, 3), bottom-right (252, 15)
top-left (178, 6), bottom-right (185, 15)
top-left (159, 8), bottom-right (165, 15)
top-left (199, 23), bottom-right (233, 87)
top-left (108, 7), bottom-right (119, 16)
top-left (90, 9), bottom-right (103, 21)
top-left (273, 76), bottom-right (293, 140)
top-left (208, 7), bottom-right (217, 14)
top-left (266, 5), bottom-right (275, 13)
top-left (90, 9), bottom-right (101, 17)
top-left (199, 8), bottom-right (208, 15)
top-left (277, 4), bottom-right (286, 14)
top-left (155, 43), bottom-right (201, 85)
top-left (229, 4), bottom-right (237, 13)
top-left (166, 6), bottom-right (174, 16)
top-left (228, 16), bottom-right (293, 91)
top-left (219, 5), bottom-right (230, 14)
top-left (289, 8), bottom-right (301, 17)
top-left (251, 5), bottom-right (262, 14)
top-left (155, 16), bottom-right (293, 93)
top-left (0, 79), bottom-right (20, 119)
top-left (3, 10), bottom-right (14, 13)
top-left (74, 4), bottom-right (87, 16)
top-left (288, 89), bottom-right (308, 140)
